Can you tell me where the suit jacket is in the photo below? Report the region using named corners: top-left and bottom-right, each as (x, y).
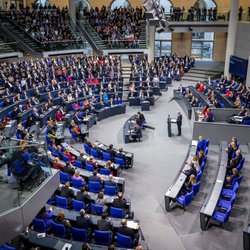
top-left (89, 175), bottom-right (101, 183)
top-left (113, 198), bottom-right (126, 209)
top-left (60, 186), bottom-right (74, 199)
top-left (105, 180), bottom-right (117, 187)
top-left (197, 140), bottom-right (206, 151)
top-left (77, 156), bottom-right (86, 167)
top-left (97, 218), bottom-right (112, 231)
top-left (107, 148), bottom-right (116, 159)
top-left (184, 166), bottom-right (197, 177)
top-left (176, 114), bottom-right (182, 126)
top-left (76, 191), bottom-right (91, 203)
top-left (63, 165), bottom-right (75, 178)
top-left (117, 226), bottom-right (135, 240)
top-left (116, 152), bottom-right (126, 161)
top-left (75, 215), bottom-right (91, 229)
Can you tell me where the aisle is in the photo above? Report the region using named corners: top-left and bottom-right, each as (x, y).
top-left (89, 86), bottom-right (192, 249)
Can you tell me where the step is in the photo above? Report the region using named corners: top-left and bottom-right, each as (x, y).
top-left (185, 73), bottom-right (209, 79)
top-left (191, 68), bottom-right (222, 73)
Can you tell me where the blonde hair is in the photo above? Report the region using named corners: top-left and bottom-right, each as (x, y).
top-left (189, 174), bottom-right (197, 185)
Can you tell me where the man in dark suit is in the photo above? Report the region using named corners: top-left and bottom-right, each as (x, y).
top-left (75, 209), bottom-right (91, 230)
top-left (89, 170), bottom-right (101, 183)
top-left (131, 124), bottom-right (142, 142)
top-left (113, 192), bottom-right (127, 210)
top-left (60, 181), bottom-right (74, 200)
top-left (97, 212), bottom-right (112, 231)
top-left (136, 111), bottom-right (145, 126)
top-left (77, 152), bottom-right (86, 168)
top-left (116, 148), bottom-right (126, 162)
top-left (63, 161), bottom-right (75, 178)
top-left (176, 111), bottom-right (182, 136)
top-left (76, 186), bottom-right (92, 204)
top-left (117, 219), bottom-right (136, 242)
top-left (182, 162), bottom-right (197, 178)
top-left (107, 144), bottom-right (116, 160)
top-left (104, 175), bottom-right (118, 192)
top-left (227, 149), bottom-right (243, 172)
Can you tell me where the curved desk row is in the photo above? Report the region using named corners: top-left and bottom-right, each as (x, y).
top-left (96, 104), bottom-right (126, 121)
top-left (164, 140), bottom-right (198, 211)
top-left (128, 97), bottom-right (154, 106)
top-left (123, 114), bottom-right (138, 144)
top-left (200, 141), bottom-right (228, 230)
top-left (28, 231), bottom-right (134, 250)
top-left (173, 90), bottom-right (192, 119)
top-left (189, 86), bottom-right (211, 107)
top-left (203, 82), bottom-right (234, 108)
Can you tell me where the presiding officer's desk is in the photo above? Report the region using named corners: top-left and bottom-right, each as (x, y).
top-left (123, 114), bottom-right (138, 144)
top-left (45, 204), bottom-right (139, 230)
top-left (58, 184), bottom-right (131, 211)
top-left (173, 89), bottom-right (192, 119)
top-left (129, 97), bottom-right (154, 106)
top-left (95, 104), bottom-right (126, 121)
top-left (200, 141), bottom-right (228, 230)
top-left (28, 231), bottom-right (134, 250)
top-left (97, 143), bottom-right (134, 168)
top-left (61, 142), bottom-right (121, 177)
top-left (164, 140), bottom-right (198, 211)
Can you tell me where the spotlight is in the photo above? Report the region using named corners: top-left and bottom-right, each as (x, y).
top-left (188, 27), bottom-right (193, 31)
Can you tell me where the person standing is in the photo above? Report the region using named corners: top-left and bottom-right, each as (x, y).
top-left (176, 111), bottom-right (182, 136)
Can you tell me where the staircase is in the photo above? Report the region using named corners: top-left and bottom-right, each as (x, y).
top-left (1, 20), bottom-right (41, 55)
top-left (121, 56), bottom-right (132, 101)
top-left (182, 68), bottom-right (222, 83)
top-left (138, 21), bottom-right (147, 49)
top-left (77, 19), bottom-right (106, 54)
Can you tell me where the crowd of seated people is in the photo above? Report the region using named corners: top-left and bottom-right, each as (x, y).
top-left (128, 54), bottom-right (194, 99)
top-left (8, 5), bottom-right (77, 42)
top-left (205, 75), bottom-right (250, 108)
top-left (83, 6), bottom-right (145, 48)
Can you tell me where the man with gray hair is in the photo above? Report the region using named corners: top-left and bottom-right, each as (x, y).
top-left (75, 209), bottom-right (91, 230)
top-left (227, 149), bottom-right (243, 173)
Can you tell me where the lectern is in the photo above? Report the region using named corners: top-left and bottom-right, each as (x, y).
top-left (167, 115), bottom-right (177, 137)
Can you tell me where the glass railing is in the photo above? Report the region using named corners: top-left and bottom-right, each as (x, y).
top-left (165, 11), bottom-right (250, 22)
top-left (0, 138), bottom-right (52, 213)
top-left (0, 41), bottom-right (19, 53)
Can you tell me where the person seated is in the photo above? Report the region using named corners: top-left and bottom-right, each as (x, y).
top-left (63, 161), bottom-right (75, 178)
top-left (26, 116), bottom-right (36, 129)
top-left (75, 209), bottom-right (92, 230)
top-left (227, 149), bottom-right (242, 173)
top-left (54, 145), bottom-right (65, 159)
top-left (95, 191), bottom-right (108, 212)
top-left (113, 192), bottom-right (127, 213)
top-left (136, 111), bottom-right (145, 126)
top-left (36, 206), bottom-right (53, 229)
top-left (93, 143), bottom-right (102, 158)
top-left (104, 160), bottom-right (115, 173)
top-left (225, 168), bottom-right (239, 184)
top-left (54, 211), bottom-right (71, 238)
top-left (107, 144), bottom-right (116, 160)
top-left (64, 149), bottom-right (75, 163)
top-left (190, 155), bottom-right (200, 171)
top-left (226, 141), bottom-right (238, 162)
top-left (197, 150), bottom-right (205, 166)
top-left (53, 157), bottom-right (64, 171)
top-left (72, 169), bottom-right (85, 184)
top-left (55, 108), bottom-right (65, 122)
top-left (180, 174), bottom-right (196, 194)
top-left (104, 175), bottom-right (118, 190)
top-left (60, 181), bottom-right (74, 201)
top-left (97, 212), bottom-right (113, 231)
top-left (117, 219), bottom-right (138, 246)
top-left (197, 136), bottom-right (206, 151)
top-left (182, 162), bottom-right (197, 179)
top-left (76, 186), bottom-right (92, 204)
top-left (116, 148), bottom-right (126, 163)
top-left (87, 156), bottom-right (98, 168)
top-left (77, 152), bottom-right (87, 168)
top-left (88, 170), bottom-right (101, 183)
top-left (131, 124), bottom-right (142, 142)
top-left (205, 108), bottom-right (214, 122)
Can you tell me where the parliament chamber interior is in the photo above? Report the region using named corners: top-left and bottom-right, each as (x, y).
top-left (0, 0), bottom-right (250, 249)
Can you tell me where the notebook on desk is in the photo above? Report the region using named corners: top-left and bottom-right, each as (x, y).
top-left (191, 140), bottom-right (198, 146)
top-left (127, 221), bottom-right (139, 230)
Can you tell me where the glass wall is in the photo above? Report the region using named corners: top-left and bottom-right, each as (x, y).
top-left (155, 32), bottom-right (172, 57)
top-left (191, 32), bottom-right (214, 59)
top-left (110, 0), bottom-right (131, 10)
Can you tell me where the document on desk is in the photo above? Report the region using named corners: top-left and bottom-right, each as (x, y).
top-left (62, 243), bottom-right (72, 250)
top-left (191, 140), bottom-right (198, 146)
top-left (127, 221), bottom-right (139, 230)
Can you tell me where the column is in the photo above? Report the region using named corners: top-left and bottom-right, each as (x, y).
top-left (68, 0), bottom-right (76, 23)
top-left (148, 24), bottom-right (155, 64)
top-left (224, 0), bottom-right (239, 77)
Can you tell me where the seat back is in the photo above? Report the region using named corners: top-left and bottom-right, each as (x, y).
top-left (115, 157), bottom-right (125, 168)
top-left (71, 227), bottom-right (87, 242)
top-left (94, 230), bottom-right (112, 246)
top-left (45, 135), bottom-right (51, 145)
top-left (192, 181), bottom-right (201, 196)
top-left (102, 152), bottom-right (111, 161)
top-left (33, 218), bottom-right (46, 233)
top-left (104, 185), bottom-right (116, 196)
top-left (72, 199), bottom-right (85, 212)
top-left (55, 195), bottom-right (68, 209)
top-left (0, 245), bottom-right (16, 250)
top-left (88, 181), bottom-right (101, 193)
top-left (100, 168), bottom-right (111, 176)
top-left (233, 181), bottom-right (239, 193)
top-left (86, 164), bottom-right (94, 172)
top-left (72, 178), bottom-right (83, 190)
top-left (116, 233), bottom-right (132, 248)
top-left (60, 172), bottom-right (70, 184)
top-left (63, 155), bottom-right (70, 162)
top-left (232, 175), bottom-right (243, 186)
top-left (236, 158), bottom-right (245, 172)
top-left (73, 160), bottom-right (83, 168)
top-left (90, 149), bottom-right (99, 158)
top-left (110, 206), bottom-right (125, 218)
top-left (51, 221), bottom-right (66, 238)
top-left (90, 203), bottom-right (104, 215)
top-left (84, 144), bottom-right (91, 154)
top-left (52, 152), bottom-right (60, 158)
top-left (196, 171), bottom-right (202, 182)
